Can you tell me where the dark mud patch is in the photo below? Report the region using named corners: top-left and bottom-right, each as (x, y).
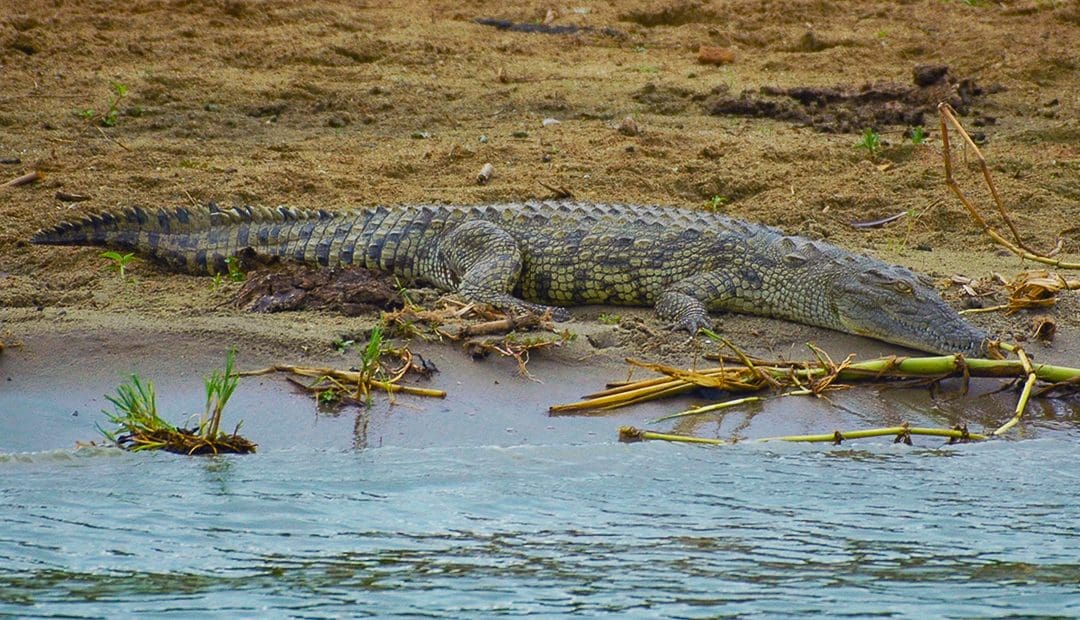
top-left (633, 82), bottom-right (706, 115)
top-left (619, 1), bottom-right (718, 27)
top-left (707, 65), bottom-right (1000, 133)
top-left (235, 263), bottom-right (402, 316)
top-left (473, 18), bottom-right (625, 38)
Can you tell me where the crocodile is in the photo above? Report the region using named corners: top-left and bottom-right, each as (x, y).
top-left (31, 200), bottom-right (990, 356)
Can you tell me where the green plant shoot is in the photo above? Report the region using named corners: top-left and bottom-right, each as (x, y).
top-left (223, 256), bottom-right (245, 282)
top-left (101, 251), bottom-right (137, 279)
top-left (855, 128), bottom-right (881, 158)
top-left (99, 374), bottom-right (173, 451)
top-left (202, 348), bottom-right (240, 439)
top-left (704, 195), bottom-right (728, 211)
top-left (101, 82), bottom-right (128, 127)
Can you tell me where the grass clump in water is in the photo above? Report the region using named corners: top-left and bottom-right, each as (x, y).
top-left (100, 349), bottom-right (256, 455)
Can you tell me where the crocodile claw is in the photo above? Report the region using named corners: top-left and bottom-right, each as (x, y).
top-left (548, 306), bottom-right (572, 322)
top-left (666, 315), bottom-right (712, 335)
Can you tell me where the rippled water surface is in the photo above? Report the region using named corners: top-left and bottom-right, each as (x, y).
top-left (3, 440), bottom-right (1078, 618)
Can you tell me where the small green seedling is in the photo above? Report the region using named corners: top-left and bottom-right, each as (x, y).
top-left (332, 338), bottom-right (355, 354)
top-left (224, 256), bottom-right (245, 282)
top-left (101, 82), bottom-right (128, 127)
top-left (101, 251), bottom-right (137, 279)
top-left (598, 313), bottom-right (622, 325)
top-left (855, 128), bottom-right (882, 158)
top-left (909, 126), bottom-right (926, 145)
top-left (704, 195), bottom-right (728, 211)
top-left (318, 388), bottom-right (341, 407)
top-left (76, 81), bottom-right (130, 128)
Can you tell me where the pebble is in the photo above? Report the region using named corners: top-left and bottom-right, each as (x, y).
top-left (476, 162), bottom-right (494, 185)
top-left (617, 116), bottom-right (639, 136)
top-left (697, 45), bottom-right (736, 65)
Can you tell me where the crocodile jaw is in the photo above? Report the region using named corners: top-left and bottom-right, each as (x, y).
top-left (835, 293), bottom-right (989, 357)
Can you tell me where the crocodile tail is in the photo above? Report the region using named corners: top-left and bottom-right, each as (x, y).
top-left (31, 203), bottom-right (337, 274)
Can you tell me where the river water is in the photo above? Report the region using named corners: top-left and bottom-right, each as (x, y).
top-left (2, 332), bottom-right (1078, 617)
top-left (2, 441), bottom-right (1079, 618)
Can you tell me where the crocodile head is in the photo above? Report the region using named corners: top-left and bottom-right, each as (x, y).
top-left (829, 262), bottom-right (989, 357)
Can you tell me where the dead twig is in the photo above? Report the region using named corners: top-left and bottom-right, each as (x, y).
top-left (538, 180), bottom-right (574, 200)
top-left (55, 191), bottom-right (91, 202)
top-left (4, 170), bottom-right (42, 187)
top-left (438, 313), bottom-right (544, 339)
top-left (96, 125), bottom-right (131, 151)
top-left (938, 102), bottom-right (1078, 269)
top-left (849, 211), bottom-right (907, 229)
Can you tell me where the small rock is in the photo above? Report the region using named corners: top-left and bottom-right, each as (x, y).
top-left (511, 130), bottom-right (529, 138)
top-left (327, 115), bottom-right (350, 128)
top-left (586, 329), bottom-right (621, 350)
top-left (791, 30), bottom-right (829, 53)
top-left (697, 45), bottom-right (736, 65)
top-left (476, 162), bottom-right (494, 185)
top-left (542, 117), bottom-right (561, 127)
top-left (617, 115), bottom-right (639, 136)
top-left (247, 102), bottom-right (287, 118)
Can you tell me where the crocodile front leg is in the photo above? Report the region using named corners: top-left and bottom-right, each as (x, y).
top-left (438, 219), bottom-right (571, 320)
top-left (655, 271), bottom-right (737, 333)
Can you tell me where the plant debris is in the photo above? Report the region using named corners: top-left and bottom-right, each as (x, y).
top-left (551, 338), bottom-right (1079, 445)
top-left (100, 350), bottom-right (256, 455)
top-left (3, 170), bottom-right (42, 188)
top-left (618, 423), bottom-right (983, 446)
top-left (1004, 270), bottom-right (1080, 314)
top-left (240, 330), bottom-right (445, 408)
top-left (939, 103), bottom-right (1079, 270)
top-left (384, 300), bottom-right (574, 379)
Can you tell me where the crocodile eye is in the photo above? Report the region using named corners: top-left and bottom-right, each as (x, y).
top-left (783, 252), bottom-right (807, 266)
top-left (893, 280), bottom-right (913, 294)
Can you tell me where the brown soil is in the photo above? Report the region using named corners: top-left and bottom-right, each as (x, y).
top-left (2, 0), bottom-right (1079, 370)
